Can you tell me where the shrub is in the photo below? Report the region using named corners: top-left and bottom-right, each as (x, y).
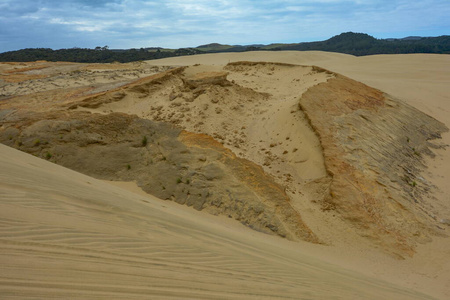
top-left (142, 136), bottom-right (148, 147)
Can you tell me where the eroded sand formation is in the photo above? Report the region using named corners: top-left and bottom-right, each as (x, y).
top-left (0, 111), bottom-right (318, 242)
top-left (0, 59), bottom-right (447, 259)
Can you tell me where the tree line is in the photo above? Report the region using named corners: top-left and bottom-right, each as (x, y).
top-left (0, 47), bottom-right (202, 63)
top-left (1, 32), bottom-right (448, 63)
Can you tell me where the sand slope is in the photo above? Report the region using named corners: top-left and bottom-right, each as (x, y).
top-left (0, 144), bottom-right (436, 299)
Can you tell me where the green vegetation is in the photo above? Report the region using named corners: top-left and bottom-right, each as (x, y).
top-left (404, 175), bottom-right (418, 188)
top-left (141, 136), bottom-right (148, 147)
top-left (34, 139), bottom-right (41, 146)
top-left (127, 164), bottom-right (131, 170)
top-left (45, 152), bottom-right (52, 159)
top-left (0, 47), bottom-right (202, 63)
top-left (176, 177), bottom-right (182, 184)
top-left (1, 32), bottom-right (448, 63)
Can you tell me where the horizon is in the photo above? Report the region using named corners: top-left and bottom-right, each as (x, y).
top-left (1, 1), bottom-right (449, 53)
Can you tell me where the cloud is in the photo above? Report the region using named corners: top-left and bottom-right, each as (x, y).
top-left (0, 1), bottom-right (41, 18)
top-left (0, 0), bottom-right (449, 52)
top-left (73, 0), bottom-right (123, 7)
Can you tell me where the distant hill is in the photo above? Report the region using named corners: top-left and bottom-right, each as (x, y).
top-left (196, 43), bottom-right (235, 52)
top-left (1, 32), bottom-right (448, 63)
top-left (272, 32), bottom-right (450, 56)
top-left (203, 32), bottom-right (450, 56)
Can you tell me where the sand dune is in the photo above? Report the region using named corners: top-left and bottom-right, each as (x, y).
top-left (1, 51), bottom-right (449, 299)
top-left (0, 144), bottom-right (438, 299)
top-left (149, 52), bottom-right (450, 243)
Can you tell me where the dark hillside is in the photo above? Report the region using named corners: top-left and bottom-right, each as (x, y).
top-left (1, 32), bottom-right (448, 63)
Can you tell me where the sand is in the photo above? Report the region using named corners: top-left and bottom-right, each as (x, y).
top-left (147, 51), bottom-right (450, 206)
top-left (1, 51), bottom-right (449, 299)
top-left (0, 144), bottom-right (439, 299)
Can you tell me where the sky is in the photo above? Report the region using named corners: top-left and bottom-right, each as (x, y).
top-left (0, 0), bottom-right (449, 52)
